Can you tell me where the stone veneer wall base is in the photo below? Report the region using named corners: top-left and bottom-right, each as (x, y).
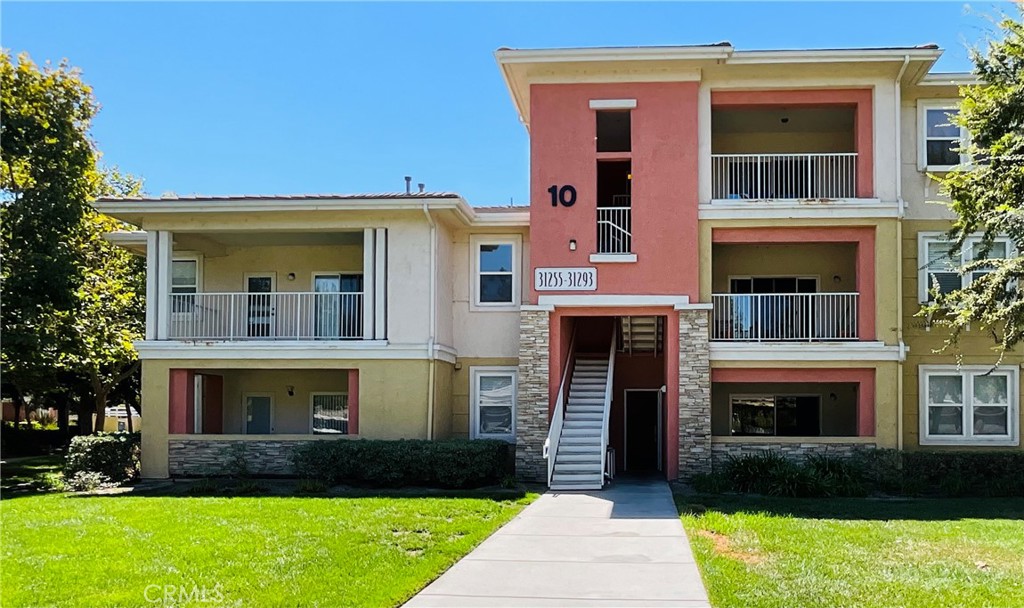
top-left (711, 442), bottom-right (877, 469)
top-left (516, 309), bottom-right (550, 482)
top-left (168, 439), bottom-right (312, 477)
top-left (678, 309), bottom-right (712, 480)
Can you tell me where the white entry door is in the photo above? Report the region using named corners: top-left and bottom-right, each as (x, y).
top-left (245, 274), bottom-right (276, 338)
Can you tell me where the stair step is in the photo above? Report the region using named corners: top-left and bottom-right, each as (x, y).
top-left (551, 473), bottom-right (603, 483)
top-left (553, 463), bottom-right (601, 473)
top-left (559, 435), bottom-right (603, 444)
top-left (562, 428), bottom-right (601, 436)
top-left (564, 419), bottom-right (602, 428)
top-left (565, 414), bottom-right (602, 422)
top-left (556, 453), bottom-right (602, 463)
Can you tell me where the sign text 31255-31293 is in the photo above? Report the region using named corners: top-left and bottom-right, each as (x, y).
top-left (534, 267), bottom-right (597, 291)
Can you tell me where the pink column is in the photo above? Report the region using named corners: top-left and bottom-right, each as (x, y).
top-left (857, 372), bottom-right (876, 437)
top-left (664, 312), bottom-right (681, 480)
top-left (347, 369), bottom-right (359, 435)
top-left (168, 369), bottom-right (195, 434)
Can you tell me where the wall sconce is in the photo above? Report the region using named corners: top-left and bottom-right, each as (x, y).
top-left (569, 239), bottom-right (577, 251)
top-left (286, 385), bottom-right (295, 397)
top-left (287, 273), bottom-right (296, 281)
top-left (454, 362), bottom-right (463, 371)
top-left (832, 275), bottom-right (841, 284)
top-left (829, 392), bottom-right (838, 401)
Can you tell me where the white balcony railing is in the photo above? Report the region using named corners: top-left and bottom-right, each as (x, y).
top-left (597, 201), bottom-right (632, 254)
top-left (168, 292), bottom-right (363, 340)
top-left (711, 153), bottom-right (858, 200)
top-left (712, 293), bottom-right (859, 342)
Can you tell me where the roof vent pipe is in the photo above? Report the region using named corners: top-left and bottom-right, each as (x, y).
top-left (404, 176), bottom-right (412, 194)
top-left (418, 183), bottom-right (425, 194)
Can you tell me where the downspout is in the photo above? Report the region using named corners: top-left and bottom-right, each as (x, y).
top-left (423, 204), bottom-right (437, 440)
top-left (894, 54), bottom-right (910, 451)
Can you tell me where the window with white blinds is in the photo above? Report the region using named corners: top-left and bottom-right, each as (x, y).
top-left (919, 235), bottom-right (1013, 302)
top-left (311, 392), bottom-right (349, 434)
top-left (470, 368), bottom-right (517, 442)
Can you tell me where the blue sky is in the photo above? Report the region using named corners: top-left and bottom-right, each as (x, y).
top-left (2, 2), bottom-right (1006, 206)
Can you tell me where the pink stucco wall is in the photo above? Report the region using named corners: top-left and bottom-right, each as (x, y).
top-left (529, 82), bottom-right (701, 302)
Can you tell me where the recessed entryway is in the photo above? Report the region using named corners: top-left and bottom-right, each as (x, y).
top-left (624, 388), bottom-right (662, 472)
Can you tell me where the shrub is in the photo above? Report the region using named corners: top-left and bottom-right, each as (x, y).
top-left (187, 478), bottom-right (221, 496)
top-left (295, 479), bottom-right (328, 494)
top-left (901, 451), bottom-right (1024, 498)
top-left (292, 439), bottom-right (511, 489)
top-left (65, 471), bottom-right (117, 492)
top-left (63, 432), bottom-right (140, 486)
top-left (690, 472), bottom-right (732, 494)
top-left (805, 454), bottom-right (867, 497)
top-left (1, 424), bottom-right (70, 458)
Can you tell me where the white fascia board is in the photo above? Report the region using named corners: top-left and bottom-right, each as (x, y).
top-left (709, 341), bottom-right (905, 362)
top-left (728, 48), bottom-right (942, 65)
top-left (495, 46), bottom-right (734, 65)
top-left (537, 294), bottom-right (691, 307)
top-left (470, 212), bottom-right (531, 227)
top-left (698, 201), bottom-right (899, 220)
top-left (93, 197), bottom-right (468, 216)
top-left (134, 340), bottom-right (458, 364)
top-left (919, 72), bottom-right (978, 86)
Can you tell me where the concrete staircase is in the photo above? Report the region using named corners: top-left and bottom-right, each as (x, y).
top-left (550, 356), bottom-right (610, 490)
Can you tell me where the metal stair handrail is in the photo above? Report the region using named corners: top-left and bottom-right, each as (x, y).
top-left (600, 330), bottom-right (617, 486)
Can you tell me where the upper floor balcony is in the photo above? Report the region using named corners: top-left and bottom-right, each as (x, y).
top-left (144, 228), bottom-right (387, 345)
top-left (708, 90), bottom-right (875, 206)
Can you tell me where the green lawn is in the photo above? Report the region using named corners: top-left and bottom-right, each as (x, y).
top-left (678, 494), bottom-right (1024, 608)
top-left (1, 491), bottom-right (532, 607)
top-left (0, 455), bottom-right (62, 495)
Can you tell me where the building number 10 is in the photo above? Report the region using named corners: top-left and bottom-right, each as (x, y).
top-left (547, 185), bottom-right (577, 207)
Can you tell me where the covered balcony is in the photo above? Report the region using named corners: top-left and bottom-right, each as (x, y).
top-left (709, 89), bottom-right (873, 203)
top-left (147, 228), bottom-right (387, 343)
top-left (710, 236), bottom-right (872, 343)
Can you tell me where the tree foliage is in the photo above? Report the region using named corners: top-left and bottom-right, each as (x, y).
top-left (1, 50), bottom-right (145, 432)
top-left (924, 9), bottom-right (1024, 357)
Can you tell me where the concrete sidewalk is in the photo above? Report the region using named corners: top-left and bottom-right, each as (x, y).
top-left (405, 478), bottom-right (710, 607)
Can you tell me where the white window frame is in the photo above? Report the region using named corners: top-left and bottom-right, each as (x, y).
top-left (309, 391), bottom-right (349, 434)
top-left (919, 365), bottom-right (1019, 446)
top-left (918, 100), bottom-right (969, 172)
top-left (470, 235), bottom-right (521, 310)
top-left (917, 232), bottom-right (1014, 302)
top-left (469, 366), bottom-right (517, 442)
top-left (170, 253), bottom-right (202, 316)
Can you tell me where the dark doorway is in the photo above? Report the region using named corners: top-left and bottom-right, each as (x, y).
top-left (625, 389), bottom-right (661, 472)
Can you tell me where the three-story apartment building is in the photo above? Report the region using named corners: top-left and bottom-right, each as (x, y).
top-left (97, 42), bottom-right (1021, 489)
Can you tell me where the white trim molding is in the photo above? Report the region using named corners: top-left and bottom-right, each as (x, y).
top-left (699, 200), bottom-right (897, 220)
top-left (589, 253), bottom-right (637, 264)
top-left (537, 294), bottom-right (691, 308)
top-left (134, 340), bottom-right (459, 364)
top-left (589, 99), bottom-right (637, 110)
top-left (710, 341), bottom-right (906, 362)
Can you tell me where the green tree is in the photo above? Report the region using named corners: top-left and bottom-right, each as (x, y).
top-left (2, 51), bottom-right (146, 434)
top-left (1, 51), bottom-right (100, 424)
top-left (924, 9), bottom-right (1024, 357)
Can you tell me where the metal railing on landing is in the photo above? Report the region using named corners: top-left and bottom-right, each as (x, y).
top-left (544, 328), bottom-right (576, 487)
top-left (168, 292), bottom-right (364, 340)
top-left (600, 332), bottom-right (616, 485)
top-left (597, 201), bottom-right (632, 254)
top-left (711, 153), bottom-right (858, 200)
top-left (711, 293), bottom-right (859, 342)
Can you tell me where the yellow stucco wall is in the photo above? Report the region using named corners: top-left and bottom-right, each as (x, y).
top-left (901, 219), bottom-right (1024, 451)
top-left (140, 358), bottom-right (433, 478)
top-left (431, 361), bottom-right (455, 440)
top-left (711, 242), bottom-right (858, 293)
top-left (200, 244), bottom-right (363, 293)
top-left (214, 369), bottom-right (348, 434)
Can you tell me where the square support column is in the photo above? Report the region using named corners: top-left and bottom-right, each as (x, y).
top-left (678, 308), bottom-right (712, 479)
top-left (362, 228), bottom-right (376, 340)
top-left (516, 308), bottom-right (551, 482)
top-left (154, 230), bottom-right (173, 340)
